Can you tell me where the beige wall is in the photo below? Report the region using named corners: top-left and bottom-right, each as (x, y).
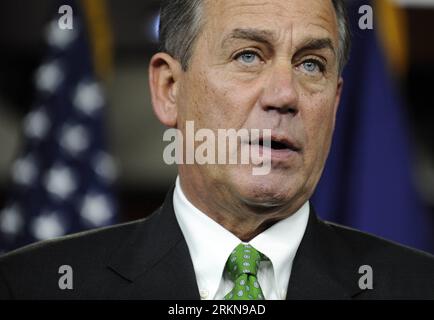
top-left (107, 58), bottom-right (177, 189)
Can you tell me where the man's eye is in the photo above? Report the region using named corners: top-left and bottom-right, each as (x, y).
top-left (301, 59), bottom-right (325, 74)
top-left (235, 51), bottom-right (261, 65)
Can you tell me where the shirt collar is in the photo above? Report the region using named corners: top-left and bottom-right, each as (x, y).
top-left (173, 176), bottom-right (309, 299)
top-left (249, 201), bottom-right (309, 296)
top-left (173, 177), bottom-right (239, 299)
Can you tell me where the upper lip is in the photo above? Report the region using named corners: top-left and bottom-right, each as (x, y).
top-left (249, 134), bottom-right (301, 152)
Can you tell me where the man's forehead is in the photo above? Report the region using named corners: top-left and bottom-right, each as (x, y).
top-left (203, 0), bottom-right (338, 43)
top-left (205, 0), bottom-right (336, 19)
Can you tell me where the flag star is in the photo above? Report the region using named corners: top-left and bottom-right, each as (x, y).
top-left (12, 155), bottom-right (38, 186)
top-left (80, 193), bottom-right (113, 226)
top-left (35, 61), bottom-right (64, 94)
top-left (30, 212), bottom-right (65, 240)
top-left (0, 205), bottom-right (24, 235)
top-left (46, 19), bottom-right (77, 49)
top-left (59, 124), bottom-right (90, 156)
top-left (24, 108), bottom-right (51, 140)
top-left (93, 152), bottom-right (117, 183)
top-left (73, 81), bottom-right (104, 115)
top-left (44, 165), bottom-right (77, 200)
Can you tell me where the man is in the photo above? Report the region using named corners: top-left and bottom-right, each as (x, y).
top-left (0, 0), bottom-right (433, 300)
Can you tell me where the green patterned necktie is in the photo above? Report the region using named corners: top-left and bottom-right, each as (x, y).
top-left (224, 243), bottom-right (268, 300)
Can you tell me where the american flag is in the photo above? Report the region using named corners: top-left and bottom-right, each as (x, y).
top-left (0, 0), bottom-right (118, 254)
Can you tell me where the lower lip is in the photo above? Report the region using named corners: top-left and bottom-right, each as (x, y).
top-left (250, 144), bottom-right (299, 161)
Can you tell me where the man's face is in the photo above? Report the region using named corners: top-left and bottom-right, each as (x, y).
top-left (176, 0), bottom-right (342, 212)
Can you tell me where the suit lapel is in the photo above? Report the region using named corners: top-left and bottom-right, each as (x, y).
top-left (107, 186), bottom-right (200, 299)
top-left (107, 187), bottom-right (364, 300)
top-left (286, 205), bottom-right (363, 299)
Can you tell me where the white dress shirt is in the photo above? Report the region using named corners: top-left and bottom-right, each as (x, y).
top-left (173, 177), bottom-right (309, 300)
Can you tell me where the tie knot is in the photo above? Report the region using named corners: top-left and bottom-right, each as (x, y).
top-left (225, 243), bottom-right (267, 281)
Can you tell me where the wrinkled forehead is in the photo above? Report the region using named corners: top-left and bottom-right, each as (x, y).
top-left (201, 0), bottom-right (339, 48)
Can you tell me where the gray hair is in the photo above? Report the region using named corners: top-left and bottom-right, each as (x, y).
top-left (159, 0), bottom-right (351, 73)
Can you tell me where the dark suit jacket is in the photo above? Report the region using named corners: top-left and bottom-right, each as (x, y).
top-left (0, 187), bottom-right (433, 299)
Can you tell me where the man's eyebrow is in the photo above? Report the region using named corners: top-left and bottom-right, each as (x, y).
top-left (221, 30), bottom-right (336, 58)
top-left (221, 28), bottom-right (275, 47)
top-left (295, 38), bottom-right (336, 57)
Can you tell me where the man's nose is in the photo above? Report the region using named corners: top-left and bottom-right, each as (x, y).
top-left (259, 64), bottom-right (299, 115)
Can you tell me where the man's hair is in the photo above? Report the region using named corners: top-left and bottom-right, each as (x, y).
top-left (159, 0), bottom-right (351, 74)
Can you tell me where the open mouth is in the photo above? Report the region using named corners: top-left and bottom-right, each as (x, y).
top-left (249, 137), bottom-right (300, 152)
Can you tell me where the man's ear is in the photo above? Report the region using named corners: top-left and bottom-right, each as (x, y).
top-left (149, 52), bottom-right (182, 127)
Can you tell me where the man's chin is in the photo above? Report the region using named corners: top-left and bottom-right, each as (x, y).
top-left (230, 175), bottom-right (296, 209)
